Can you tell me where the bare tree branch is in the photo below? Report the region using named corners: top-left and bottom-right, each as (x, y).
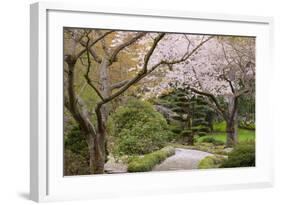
top-left (95, 33), bottom-right (165, 108)
top-left (228, 79), bottom-right (235, 94)
top-left (235, 88), bottom-right (249, 97)
top-left (221, 69), bottom-right (236, 94)
top-left (109, 32), bottom-right (146, 64)
top-left (88, 47), bottom-right (102, 63)
top-left (84, 41), bottom-right (105, 101)
top-left (188, 87), bottom-right (228, 120)
top-left (110, 80), bottom-right (130, 91)
top-left (76, 30), bottom-right (114, 60)
top-left (80, 40), bottom-right (102, 63)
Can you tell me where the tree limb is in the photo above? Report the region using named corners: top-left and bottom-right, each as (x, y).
top-left (188, 87), bottom-right (228, 120)
top-left (96, 33), bottom-right (213, 110)
top-left (222, 69), bottom-right (236, 94)
top-left (66, 61), bottom-right (97, 140)
top-left (95, 33), bottom-right (165, 109)
top-left (110, 80), bottom-right (130, 91)
top-left (80, 40), bottom-right (102, 63)
top-left (235, 88), bottom-right (249, 97)
top-left (163, 36), bottom-right (214, 66)
top-left (109, 32), bottom-right (146, 64)
top-left (76, 30), bottom-right (114, 60)
top-left (88, 47), bottom-right (102, 63)
top-left (84, 42), bottom-right (105, 101)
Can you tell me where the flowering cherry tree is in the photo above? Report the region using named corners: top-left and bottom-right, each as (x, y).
top-left (145, 36), bottom-right (255, 147)
top-left (64, 29), bottom-right (211, 173)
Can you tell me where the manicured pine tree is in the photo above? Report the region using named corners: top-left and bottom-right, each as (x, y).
top-left (158, 89), bottom-right (210, 145)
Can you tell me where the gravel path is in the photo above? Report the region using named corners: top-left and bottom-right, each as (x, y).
top-left (152, 148), bottom-right (213, 171)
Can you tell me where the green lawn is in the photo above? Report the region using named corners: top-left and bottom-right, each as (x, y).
top-left (198, 128), bottom-right (255, 143)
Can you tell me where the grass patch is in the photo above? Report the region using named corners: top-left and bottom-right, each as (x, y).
top-left (127, 146), bottom-right (175, 172)
top-left (201, 137), bottom-right (224, 146)
top-left (198, 128), bottom-right (255, 143)
top-left (198, 155), bottom-right (227, 169)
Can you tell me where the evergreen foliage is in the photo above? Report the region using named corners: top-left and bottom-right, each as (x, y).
top-left (158, 89), bottom-right (211, 145)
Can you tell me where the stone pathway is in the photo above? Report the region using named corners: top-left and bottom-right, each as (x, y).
top-left (152, 148), bottom-right (213, 171)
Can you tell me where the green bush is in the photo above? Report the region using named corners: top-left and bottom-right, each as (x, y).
top-left (239, 119), bottom-right (255, 130)
top-left (127, 146), bottom-right (175, 172)
top-left (198, 155), bottom-right (226, 169)
top-left (112, 98), bottom-right (172, 155)
top-left (64, 125), bottom-right (90, 175)
top-left (201, 137), bottom-right (224, 146)
top-left (198, 156), bottom-right (215, 169)
top-left (64, 125), bottom-right (89, 160)
top-left (64, 149), bottom-right (90, 175)
top-left (220, 144), bottom-right (255, 168)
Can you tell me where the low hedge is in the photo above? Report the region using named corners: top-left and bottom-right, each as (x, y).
top-left (198, 155), bottom-right (226, 169)
top-left (127, 146), bottom-right (175, 172)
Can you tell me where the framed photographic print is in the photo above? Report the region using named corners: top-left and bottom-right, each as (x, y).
top-left (30, 2), bottom-right (274, 202)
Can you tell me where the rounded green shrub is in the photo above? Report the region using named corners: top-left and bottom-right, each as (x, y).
top-left (112, 98), bottom-right (172, 156)
top-left (220, 144), bottom-right (255, 168)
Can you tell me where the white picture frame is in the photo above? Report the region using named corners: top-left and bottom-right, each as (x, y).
top-left (30, 2), bottom-right (274, 202)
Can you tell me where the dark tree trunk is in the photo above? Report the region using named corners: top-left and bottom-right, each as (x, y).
top-left (91, 102), bottom-right (108, 174)
top-left (206, 111), bottom-right (214, 132)
top-left (97, 58), bottom-right (111, 167)
top-left (186, 134), bottom-right (194, 145)
top-left (226, 96), bottom-right (238, 147)
top-left (99, 58), bottom-right (111, 122)
top-left (88, 132), bottom-right (106, 174)
top-left (226, 119), bottom-right (237, 147)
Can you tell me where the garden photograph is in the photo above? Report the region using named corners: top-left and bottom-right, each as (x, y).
top-left (63, 28), bottom-right (255, 176)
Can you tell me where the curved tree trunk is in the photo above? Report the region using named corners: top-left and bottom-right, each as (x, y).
top-left (65, 60), bottom-right (107, 174)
